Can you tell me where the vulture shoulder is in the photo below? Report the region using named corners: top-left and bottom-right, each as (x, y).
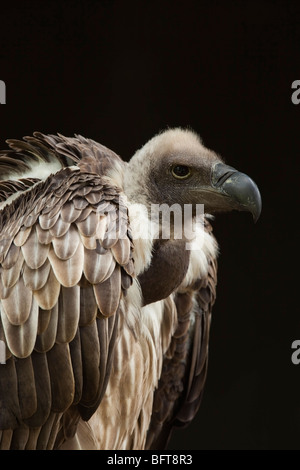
top-left (0, 134), bottom-right (135, 449)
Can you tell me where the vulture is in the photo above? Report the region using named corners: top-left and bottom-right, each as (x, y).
top-left (0, 128), bottom-right (261, 450)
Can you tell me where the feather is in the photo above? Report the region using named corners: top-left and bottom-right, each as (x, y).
top-left (46, 200), bottom-right (66, 219)
top-left (39, 211), bottom-right (60, 230)
top-left (49, 217), bottom-right (70, 238)
top-left (10, 425), bottom-right (30, 450)
top-left (111, 237), bottom-right (131, 265)
top-left (101, 213), bottom-right (119, 249)
top-left (69, 329), bottom-right (83, 404)
top-left (78, 320), bottom-right (100, 409)
top-left (15, 356), bottom-right (37, 420)
top-left (96, 311), bottom-right (119, 404)
top-left (121, 268), bottom-right (132, 290)
top-left (2, 242), bottom-right (20, 269)
top-left (71, 184), bottom-right (94, 198)
top-left (1, 276), bottom-right (32, 325)
top-left (123, 258), bottom-right (135, 276)
top-left (33, 268), bottom-right (60, 310)
top-left (95, 200), bottom-right (112, 213)
top-left (79, 233), bottom-right (97, 250)
top-left (95, 215), bottom-right (108, 241)
top-left (79, 284), bottom-right (98, 326)
top-left (76, 211), bottom-right (98, 237)
top-left (0, 237), bottom-right (13, 263)
top-left (23, 213), bottom-right (39, 228)
top-left (24, 428), bottom-right (40, 450)
top-left (24, 351), bottom-right (51, 428)
top-left (0, 358), bottom-right (21, 429)
top-left (0, 430), bottom-right (13, 450)
top-left (48, 243), bottom-right (84, 287)
top-left (1, 251), bottom-right (24, 288)
top-left (37, 307), bottom-right (51, 335)
top-left (35, 224), bottom-right (54, 245)
top-left (23, 259), bottom-right (51, 291)
top-left (60, 201), bottom-right (81, 223)
top-left (56, 285), bottom-right (80, 343)
top-left (85, 190), bottom-right (103, 205)
top-left (47, 343), bottom-right (75, 412)
top-left (1, 296), bottom-right (39, 357)
top-left (83, 248), bottom-right (115, 284)
top-left (74, 206), bottom-right (93, 223)
top-left (0, 275), bottom-right (10, 299)
top-left (36, 412), bottom-right (60, 450)
top-left (21, 227), bottom-right (50, 269)
top-left (34, 303), bottom-right (58, 353)
top-left (72, 197), bottom-right (89, 210)
top-left (93, 264), bottom-right (121, 317)
top-left (52, 224), bottom-right (80, 260)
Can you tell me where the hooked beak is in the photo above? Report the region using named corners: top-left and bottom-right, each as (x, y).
top-left (210, 162), bottom-right (262, 222)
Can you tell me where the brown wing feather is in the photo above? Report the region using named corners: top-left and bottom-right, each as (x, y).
top-left (0, 167), bottom-right (133, 449)
top-left (145, 221), bottom-right (217, 450)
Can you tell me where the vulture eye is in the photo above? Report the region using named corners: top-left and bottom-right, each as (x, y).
top-left (171, 165), bottom-right (191, 179)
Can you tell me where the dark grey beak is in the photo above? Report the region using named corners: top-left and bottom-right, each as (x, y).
top-left (211, 163), bottom-right (262, 222)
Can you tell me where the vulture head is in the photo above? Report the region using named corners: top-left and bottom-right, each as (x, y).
top-left (124, 128), bottom-right (261, 221)
top-left (0, 127), bottom-right (261, 450)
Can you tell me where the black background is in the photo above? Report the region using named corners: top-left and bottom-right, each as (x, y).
top-left (0, 0), bottom-right (299, 450)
